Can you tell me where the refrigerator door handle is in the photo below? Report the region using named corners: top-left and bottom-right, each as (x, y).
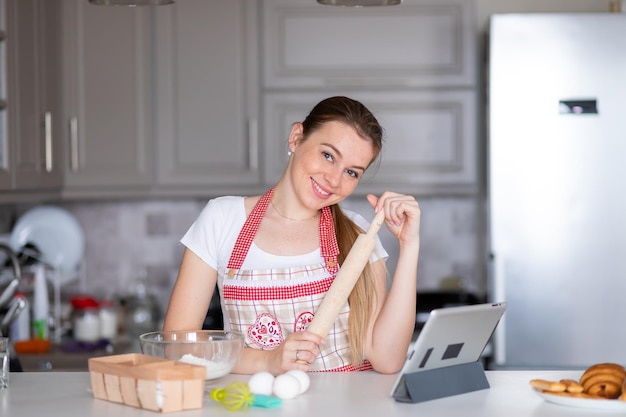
top-left (492, 254), bottom-right (507, 366)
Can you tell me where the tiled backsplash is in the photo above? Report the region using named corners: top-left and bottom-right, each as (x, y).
top-left (0, 195), bottom-right (485, 312)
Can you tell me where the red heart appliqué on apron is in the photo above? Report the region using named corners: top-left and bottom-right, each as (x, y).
top-left (247, 313), bottom-right (283, 349)
top-left (295, 311), bottom-right (314, 332)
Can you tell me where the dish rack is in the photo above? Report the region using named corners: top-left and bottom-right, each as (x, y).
top-left (88, 353), bottom-right (206, 413)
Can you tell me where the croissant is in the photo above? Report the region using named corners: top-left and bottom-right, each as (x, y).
top-left (579, 363), bottom-right (626, 399)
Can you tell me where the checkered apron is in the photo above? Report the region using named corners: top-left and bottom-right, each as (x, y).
top-left (222, 189), bottom-right (372, 372)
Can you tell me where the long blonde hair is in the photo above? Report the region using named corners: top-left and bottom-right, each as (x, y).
top-left (331, 205), bottom-right (385, 364)
top-left (302, 96), bottom-right (385, 364)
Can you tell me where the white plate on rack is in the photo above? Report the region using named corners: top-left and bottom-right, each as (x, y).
top-left (9, 205), bottom-right (85, 285)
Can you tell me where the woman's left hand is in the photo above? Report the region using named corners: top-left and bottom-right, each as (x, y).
top-left (367, 192), bottom-right (420, 247)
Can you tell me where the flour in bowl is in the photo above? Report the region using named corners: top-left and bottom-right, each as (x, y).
top-left (178, 354), bottom-right (234, 380)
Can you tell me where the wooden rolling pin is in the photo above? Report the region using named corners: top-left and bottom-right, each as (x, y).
top-left (307, 209), bottom-right (386, 339)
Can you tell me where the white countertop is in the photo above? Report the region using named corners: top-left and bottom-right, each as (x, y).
top-left (2, 370), bottom-right (625, 416)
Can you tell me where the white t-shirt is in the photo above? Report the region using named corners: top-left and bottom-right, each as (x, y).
top-left (181, 196), bottom-right (388, 281)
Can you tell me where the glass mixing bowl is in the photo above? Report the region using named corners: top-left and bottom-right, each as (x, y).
top-left (139, 330), bottom-right (244, 380)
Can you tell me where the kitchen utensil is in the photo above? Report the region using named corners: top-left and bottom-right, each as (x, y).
top-left (306, 209), bottom-right (385, 339)
top-left (210, 382), bottom-right (282, 411)
top-left (0, 278), bottom-right (18, 310)
top-left (9, 206), bottom-right (85, 285)
top-left (139, 330), bottom-right (244, 380)
top-left (0, 295), bottom-right (26, 329)
top-left (0, 243), bottom-right (22, 309)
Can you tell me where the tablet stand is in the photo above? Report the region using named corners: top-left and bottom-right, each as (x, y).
top-left (392, 361), bottom-right (490, 403)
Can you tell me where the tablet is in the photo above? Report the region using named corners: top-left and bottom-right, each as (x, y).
top-left (390, 302), bottom-right (507, 398)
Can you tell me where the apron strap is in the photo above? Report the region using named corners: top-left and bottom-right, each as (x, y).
top-left (319, 206), bottom-right (339, 275)
top-left (226, 188), bottom-right (339, 275)
top-left (227, 189), bottom-right (273, 271)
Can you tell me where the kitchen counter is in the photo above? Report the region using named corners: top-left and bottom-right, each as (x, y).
top-left (17, 338), bottom-right (137, 372)
top-left (1, 370), bottom-right (624, 416)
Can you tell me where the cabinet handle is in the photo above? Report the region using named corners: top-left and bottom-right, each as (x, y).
top-left (69, 117), bottom-right (79, 172)
top-left (248, 118), bottom-right (258, 171)
top-left (44, 112), bottom-right (53, 172)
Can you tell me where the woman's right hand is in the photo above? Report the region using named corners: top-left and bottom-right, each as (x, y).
top-left (366, 191), bottom-right (421, 249)
top-left (264, 331), bottom-right (324, 375)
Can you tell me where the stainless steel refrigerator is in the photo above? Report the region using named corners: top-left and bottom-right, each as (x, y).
top-left (488, 13), bottom-right (626, 369)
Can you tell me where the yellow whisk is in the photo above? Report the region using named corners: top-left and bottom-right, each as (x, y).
top-left (210, 382), bottom-right (282, 411)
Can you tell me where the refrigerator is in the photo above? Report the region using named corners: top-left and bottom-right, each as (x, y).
top-left (488, 13), bottom-right (626, 369)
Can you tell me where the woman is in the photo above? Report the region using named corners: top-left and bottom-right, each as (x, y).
top-left (163, 96), bottom-right (420, 375)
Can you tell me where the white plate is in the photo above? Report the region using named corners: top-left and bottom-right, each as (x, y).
top-left (9, 206), bottom-right (85, 284)
top-left (534, 389), bottom-right (626, 411)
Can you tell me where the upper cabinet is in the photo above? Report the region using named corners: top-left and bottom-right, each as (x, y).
top-left (263, 90), bottom-right (477, 195)
top-left (61, 0), bottom-right (153, 195)
top-left (261, 0), bottom-right (478, 196)
top-left (2, 0), bottom-right (64, 195)
top-left (2, 0), bottom-right (478, 200)
top-left (262, 0), bottom-right (476, 90)
top-left (153, 0), bottom-right (260, 194)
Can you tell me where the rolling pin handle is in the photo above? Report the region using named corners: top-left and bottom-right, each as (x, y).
top-left (366, 210), bottom-right (386, 238)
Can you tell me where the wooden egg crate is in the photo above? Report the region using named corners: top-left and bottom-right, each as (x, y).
top-left (88, 353), bottom-right (206, 413)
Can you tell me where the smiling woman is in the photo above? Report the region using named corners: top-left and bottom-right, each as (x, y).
top-left (163, 96), bottom-right (421, 377)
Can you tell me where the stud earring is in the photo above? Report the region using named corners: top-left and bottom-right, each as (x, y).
top-left (288, 149), bottom-right (294, 156)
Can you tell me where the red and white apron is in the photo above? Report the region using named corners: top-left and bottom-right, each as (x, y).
top-left (222, 188), bottom-right (372, 372)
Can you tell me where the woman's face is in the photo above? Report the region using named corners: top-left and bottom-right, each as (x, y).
top-left (288, 120), bottom-right (376, 209)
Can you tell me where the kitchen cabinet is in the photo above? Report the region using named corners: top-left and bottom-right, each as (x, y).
top-left (3, 0), bottom-right (478, 200)
top-left (264, 90), bottom-right (477, 195)
top-left (262, 0), bottom-right (476, 89)
top-left (2, 0), bottom-right (64, 195)
top-left (60, 0), bottom-right (153, 196)
top-left (153, 0), bottom-right (260, 194)
top-left (261, 0), bottom-right (478, 195)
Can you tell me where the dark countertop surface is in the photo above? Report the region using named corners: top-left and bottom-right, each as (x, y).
top-left (16, 337), bottom-right (137, 372)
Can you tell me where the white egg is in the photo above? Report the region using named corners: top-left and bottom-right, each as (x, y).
top-left (286, 369), bottom-right (310, 394)
top-left (272, 373), bottom-right (301, 400)
top-left (248, 371), bottom-right (275, 396)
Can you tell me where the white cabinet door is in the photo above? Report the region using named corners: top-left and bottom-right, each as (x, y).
top-left (61, 0), bottom-right (152, 193)
top-left (154, 0), bottom-right (260, 192)
top-left (262, 0), bottom-right (476, 89)
top-left (263, 91), bottom-right (477, 195)
top-left (3, 0), bottom-right (63, 192)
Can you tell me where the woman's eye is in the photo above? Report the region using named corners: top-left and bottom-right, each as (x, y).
top-left (322, 151), bottom-right (333, 161)
top-left (346, 169), bottom-right (359, 179)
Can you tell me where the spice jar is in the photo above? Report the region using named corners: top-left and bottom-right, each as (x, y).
top-left (98, 299), bottom-right (119, 341)
top-left (70, 296), bottom-right (101, 342)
